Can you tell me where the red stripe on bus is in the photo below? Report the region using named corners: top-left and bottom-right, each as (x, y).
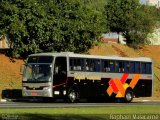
top-left (109, 79), bottom-right (119, 93)
top-left (120, 73), bottom-right (129, 84)
top-left (53, 81), bottom-right (67, 88)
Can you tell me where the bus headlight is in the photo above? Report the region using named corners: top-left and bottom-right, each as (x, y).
top-left (63, 90), bottom-right (66, 95)
top-left (54, 91), bottom-right (60, 95)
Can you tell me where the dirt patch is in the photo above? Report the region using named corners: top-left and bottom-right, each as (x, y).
top-left (0, 54), bottom-right (24, 98)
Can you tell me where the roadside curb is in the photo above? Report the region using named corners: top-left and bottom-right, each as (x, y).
top-left (133, 98), bottom-right (160, 102)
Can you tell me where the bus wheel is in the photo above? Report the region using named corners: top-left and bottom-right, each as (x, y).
top-left (67, 88), bottom-right (79, 103)
top-left (124, 89), bottom-right (134, 103)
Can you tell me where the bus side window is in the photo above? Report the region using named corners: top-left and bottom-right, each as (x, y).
top-left (116, 61), bottom-right (124, 73)
top-left (135, 62), bottom-right (140, 73)
top-left (76, 59), bottom-right (84, 71)
top-left (130, 62), bottom-right (135, 73)
top-left (115, 61), bottom-right (119, 72)
top-left (93, 59), bottom-right (100, 72)
top-left (85, 59), bottom-right (90, 71)
top-left (73, 59), bottom-right (78, 70)
top-left (85, 59), bottom-right (100, 72)
top-left (86, 59), bottom-right (97, 72)
top-left (120, 62), bottom-right (124, 72)
top-left (124, 61), bottom-right (129, 73)
top-left (69, 59), bottom-right (74, 71)
top-left (90, 60), bottom-right (94, 71)
top-left (141, 63), bottom-right (146, 74)
top-left (102, 60), bottom-right (110, 72)
top-left (146, 63), bottom-right (152, 74)
top-left (109, 61), bottom-right (115, 72)
top-left (69, 58), bottom-right (84, 71)
top-left (80, 59), bottom-right (85, 71)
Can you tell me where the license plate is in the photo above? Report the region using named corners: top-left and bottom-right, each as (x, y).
top-left (31, 92), bottom-right (38, 96)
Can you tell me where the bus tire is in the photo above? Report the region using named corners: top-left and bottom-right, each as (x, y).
top-left (67, 87), bottom-right (79, 103)
top-left (124, 89), bottom-right (134, 103)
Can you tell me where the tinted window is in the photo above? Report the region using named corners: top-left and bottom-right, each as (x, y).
top-left (141, 63), bottom-right (146, 74)
top-left (69, 58), bottom-right (84, 71)
top-left (130, 62), bottom-right (135, 73)
top-left (135, 62), bottom-right (140, 73)
top-left (28, 56), bottom-right (53, 63)
top-left (102, 60), bottom-right (110, 72)
top-left (85, 59), bottom-right (100, 72)
top-left (115, 61), bottom-right (124, 73)
top-left (124, 61), bottom-right (130, 73)
top-left (69, 59), bottom-right (74, 71)
top-left (109, 61), bottom-right (115, 72)
top-left (141, 62), bottom-right (152, 74)
top-left (94, 60), bottom-right (101, 72)
top-left (146, 63), bottom-right (152, 74)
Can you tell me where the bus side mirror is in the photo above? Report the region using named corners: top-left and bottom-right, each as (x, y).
top-left (20, 64), bottom-right (25, 75)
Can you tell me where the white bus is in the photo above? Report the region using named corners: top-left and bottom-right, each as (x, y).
top-left (22, 52), bottom-right (153, 102)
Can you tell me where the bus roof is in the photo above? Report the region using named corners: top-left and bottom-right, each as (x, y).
top-left (29, 52), bottom-right (152, 62)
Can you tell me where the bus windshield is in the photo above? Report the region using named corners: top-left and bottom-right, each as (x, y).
top-left (23, 64), bottom-right (52, 82)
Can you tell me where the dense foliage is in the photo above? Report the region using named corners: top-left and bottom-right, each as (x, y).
top-left (0, 0), bottom-right (105, 57)
top-left (0, 0), bottom-right (159, 57)
top-left (104, 0), bottom-right (159, 48)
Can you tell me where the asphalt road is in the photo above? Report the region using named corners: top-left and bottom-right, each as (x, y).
top-left (0, 101), bottom-right (160, 108)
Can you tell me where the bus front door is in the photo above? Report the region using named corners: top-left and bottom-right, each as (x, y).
top-left (53, 57), bottom-right (67, 87)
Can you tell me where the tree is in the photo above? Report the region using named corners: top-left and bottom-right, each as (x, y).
top-left (104, 0), bottom-right (158, 48)
top-left (82, 0), bottom-right (107, 11)
top-left (0, 0), bottom-right (105, 57)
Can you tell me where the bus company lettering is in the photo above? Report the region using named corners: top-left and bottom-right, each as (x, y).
top-left (107, 73), bottom-right (141, 97)
top-left (74, 73), bottom-right (101, 81)
top-left (74, 73), bottom-right (85, 80)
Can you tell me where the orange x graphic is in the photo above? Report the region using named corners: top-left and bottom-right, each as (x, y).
top-left (107, 74), bottom-right (141, 97)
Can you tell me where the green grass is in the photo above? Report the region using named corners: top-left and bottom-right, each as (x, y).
top-left (0, 106), bottom-right (160, 120)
